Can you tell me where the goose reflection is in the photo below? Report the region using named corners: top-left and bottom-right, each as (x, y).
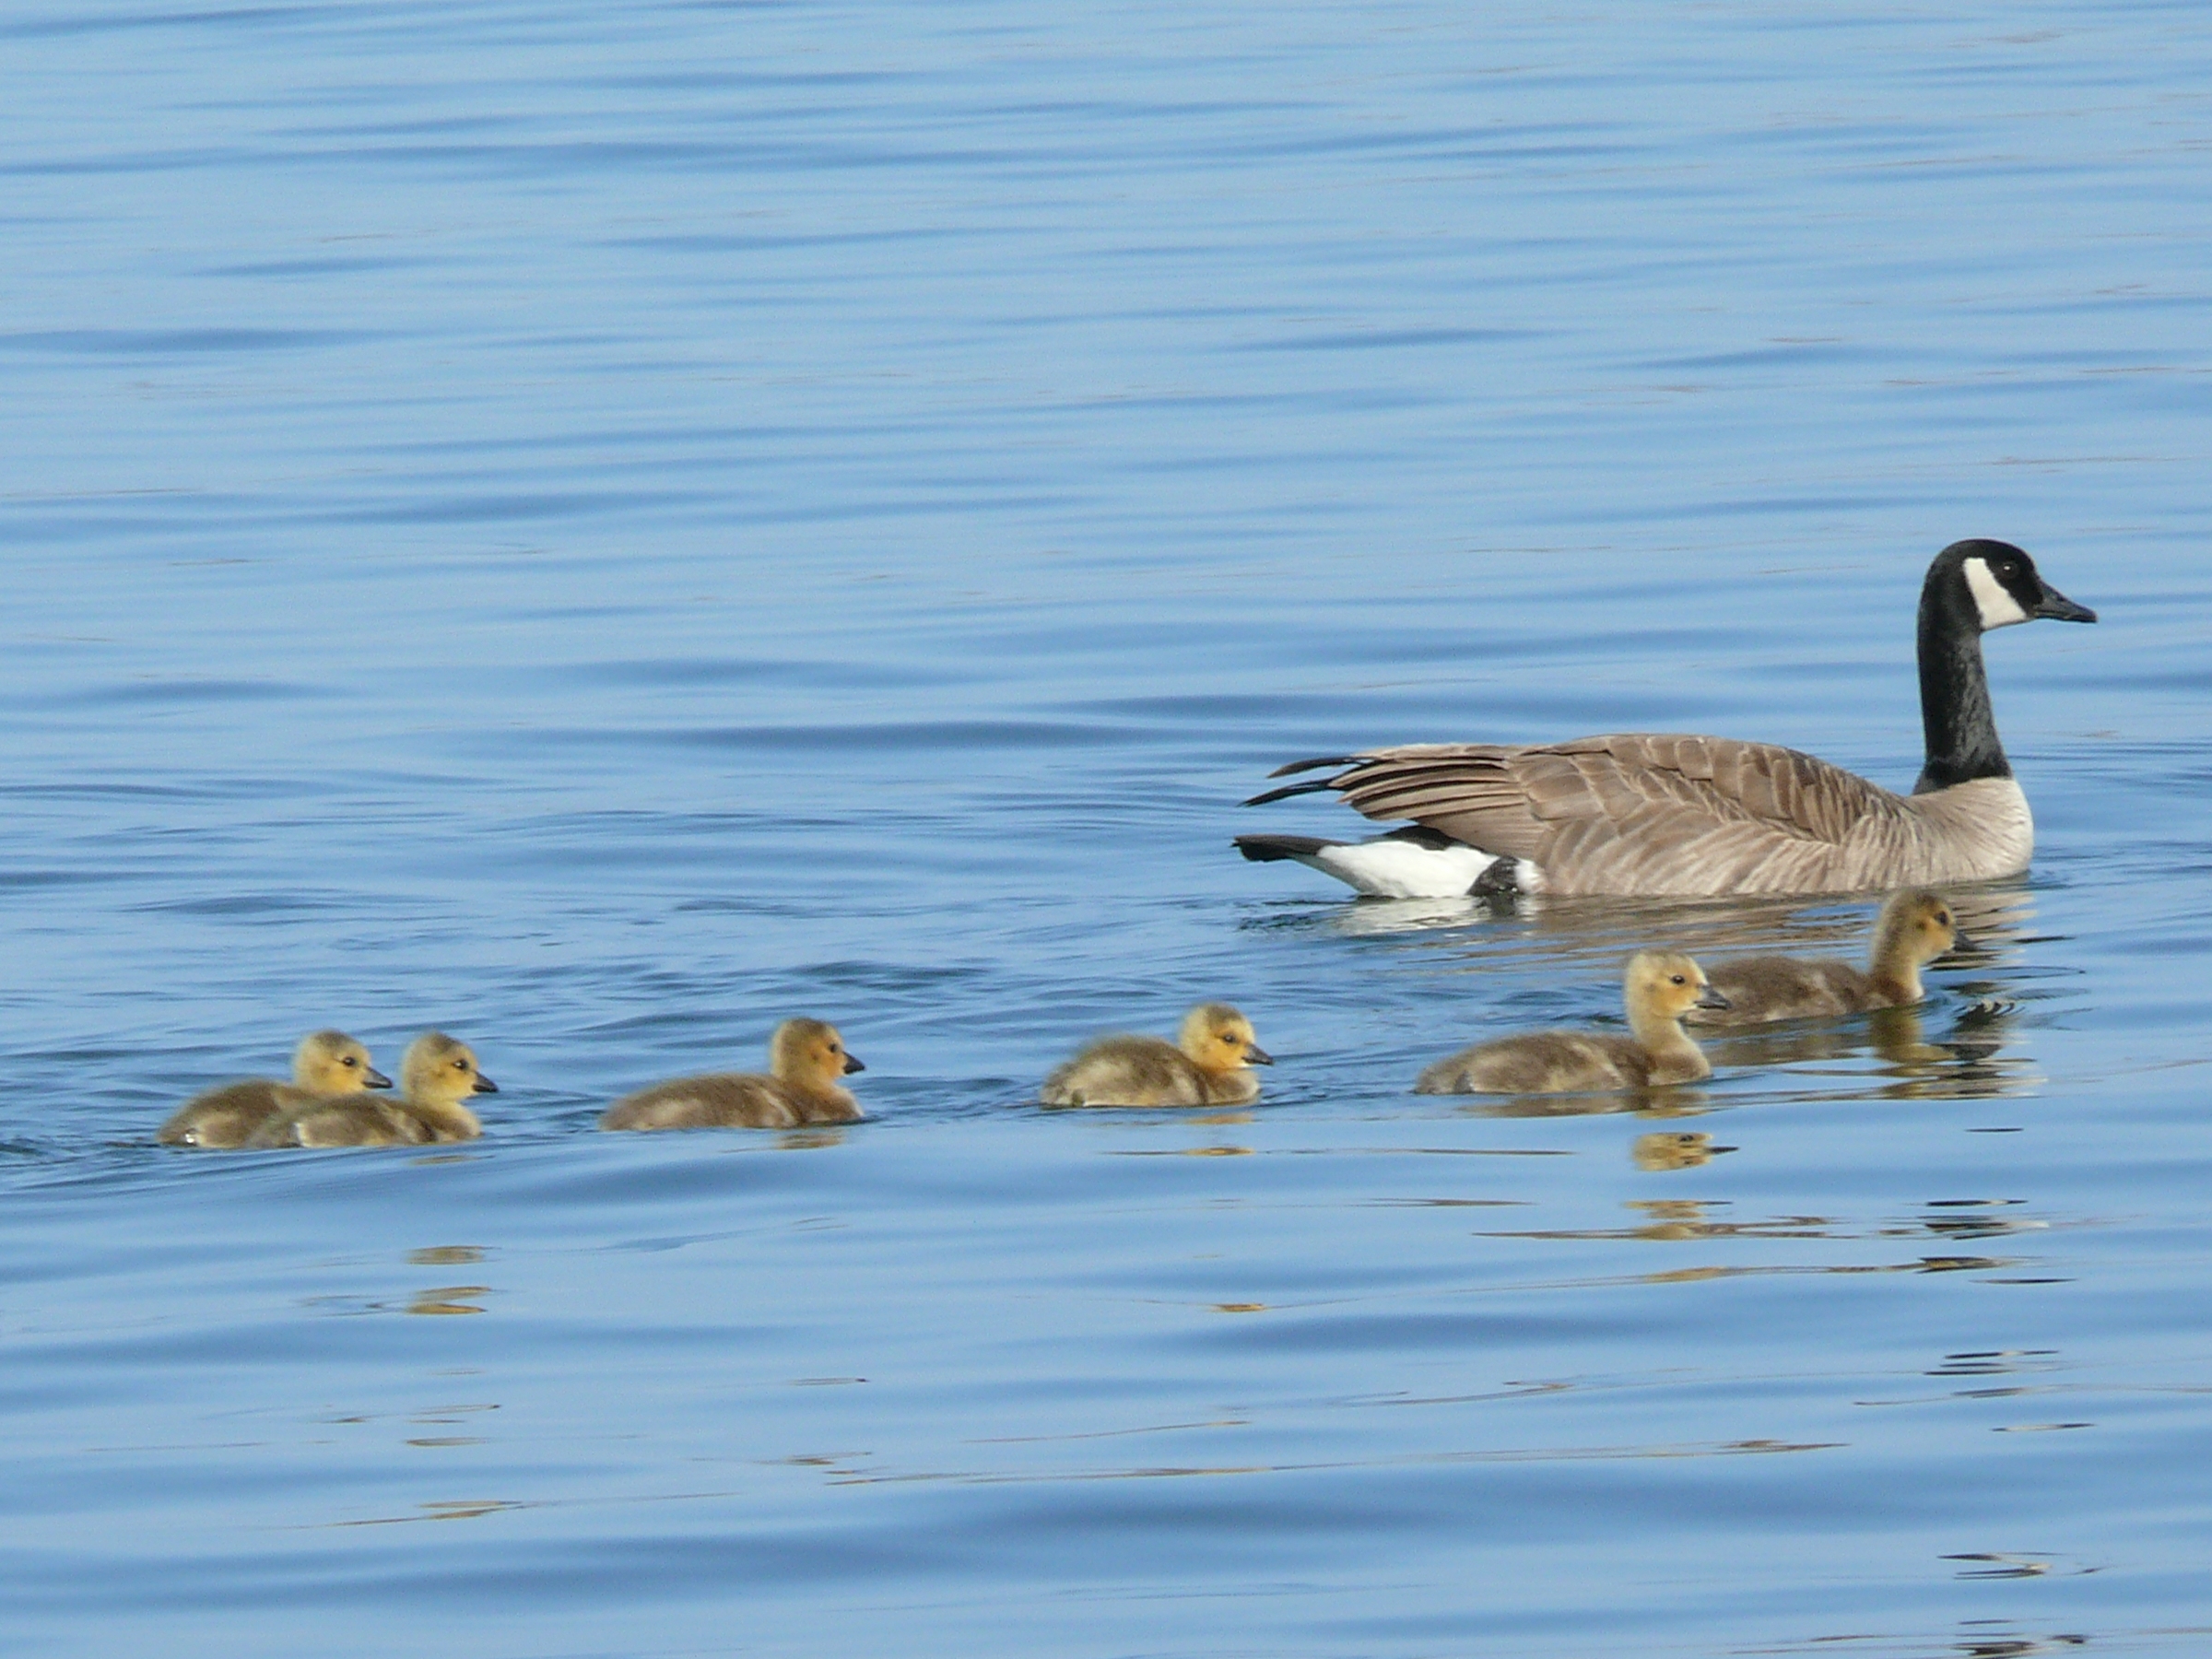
top-left (1271, 877), bottom-right (2035, 959)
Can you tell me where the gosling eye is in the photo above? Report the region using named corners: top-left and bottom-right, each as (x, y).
top-left (1669, 973), bottom-right (1686, 986)
top-left (455, 1059), bottom-right (472, 1073)
top-left (341, 1056), bottom-right (358, 1067)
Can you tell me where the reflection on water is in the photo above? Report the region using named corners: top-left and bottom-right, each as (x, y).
top-left (1703, 1002), bottom-right (2041, 1102)
top-left (406, 1288), bottom-right (489, 1316)
top-left (1459, 1086), bottom-right (1712, 1120)
top-left (1630, 1131), bottom-right (1733, 1171)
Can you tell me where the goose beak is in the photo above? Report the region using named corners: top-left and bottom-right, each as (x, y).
top-left (842, 1054), bottom-right (866, 1075)
top-left (472, 1074), bottom-right (500, 1095)
top-left (2032, 582), bottom-right (2096, 624)
top-left (363, 1066), bottom-right (394, 1090)
top-left (1245, 1043), bottom-right (1275, 1065)
top-left (1694, 985), bottom-right (1732, 1012)
top-left (1942, 925), bottom-right (1979, 956)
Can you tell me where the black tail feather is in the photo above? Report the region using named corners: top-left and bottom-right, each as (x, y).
top-left (1243, 776), bottom-right (1347, 807)
top-left (1265, 754), bottom-right (1362, 779)
top-left (1233, 834), bottom-right (1339, 864)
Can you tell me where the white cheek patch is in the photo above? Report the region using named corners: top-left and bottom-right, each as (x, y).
top-left (1964, 557), bottom-right (2030, 629)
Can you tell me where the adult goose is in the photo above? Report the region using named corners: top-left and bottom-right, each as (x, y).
top-left (1236, 540), bottom-right (2094, 898)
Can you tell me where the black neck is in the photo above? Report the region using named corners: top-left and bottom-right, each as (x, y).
top-left (1913, 578), bottom-right (2010, 794)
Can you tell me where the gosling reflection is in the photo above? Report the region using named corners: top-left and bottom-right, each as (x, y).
top-left (1631, 1131), bottom-right (1735, 1171)
top-left (1483, 1199), bottom-right (1836, 1243)
top-left (1702, 1002), bottom-right (2035, 1100)
top-left (406, 1287), bottom-right (488, 1316)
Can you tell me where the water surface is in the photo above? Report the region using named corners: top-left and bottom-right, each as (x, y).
top-left (4, 4), bottom-right (2211, 1655)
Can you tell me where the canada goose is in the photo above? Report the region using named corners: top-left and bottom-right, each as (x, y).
top-left (1415, 951), bottom-right (1728, 1094)
top-left (599, 1018), bottom-right (865, 1131)
top-left (1688, 888), bottom-right (1969, 1026)
top-left (247, 1031), bottom-right (497, 1147)
top-left (1238, 540), bottom-right (2095, 897)
top-left (156, 1030), bottom-right (392, 1148)
top-left (1040, 1003), bottom-right (1274, 1107)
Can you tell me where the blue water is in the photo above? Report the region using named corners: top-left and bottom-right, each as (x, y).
top-left (5, 3), bottom-right (2211, 1654)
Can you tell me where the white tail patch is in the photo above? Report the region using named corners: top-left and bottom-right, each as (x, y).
top-left (1963, 557), bottom-right (2030, 630)
top-left (1304, 835), bottom-right (1504, 899)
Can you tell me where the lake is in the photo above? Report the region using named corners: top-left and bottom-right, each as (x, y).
top-left (3, 3), bottom-right (2210, 1655)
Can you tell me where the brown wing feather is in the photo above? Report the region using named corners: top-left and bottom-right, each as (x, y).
top-left (1322, 735), bottom-right (1917, 895)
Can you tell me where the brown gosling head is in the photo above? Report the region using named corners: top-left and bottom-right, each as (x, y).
top-left (399, 1031), bottom-right (498, 1106)
top-left (1176, 1003), bottom-right (1274, 1074)
top-left (1873, 888), bottom-right (1970, 969)
top-left (1624, 951), bottom-right (1730, 1026)
top-left (294, 1030), bottom-right (392, 1095)
top-left (770, 1018), bottom-right (864, 1091)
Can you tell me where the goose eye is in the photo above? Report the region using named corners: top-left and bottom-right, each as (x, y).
top-left (455, 1059), bottom-right (471, 1073)
top-left (1669, 973), bottom-right (1686, 985)
top-left (341, 1056), bottom-right (358, 1067)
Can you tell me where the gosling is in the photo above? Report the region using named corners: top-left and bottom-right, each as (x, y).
top-left (1415, 951), bottom-right (1728, 1095)
top-left (1687, 888), bottom-right (1971, 1027)
top-left (1040, 1003), bottom-right (1273, 1107)
top-left (247, 1031), bottom-right (498, 1147)
top-left (157, 1030), bottom-right (392, 1148)
top-left (600, 1018), bottom-right (865, 1131)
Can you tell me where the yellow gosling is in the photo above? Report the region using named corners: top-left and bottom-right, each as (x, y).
top-left (157, 1030), bottom-right (391, 1148)
top-left (600, 1018), bottom-right (865, 1131)
top-left (1688, 889), bottom-right (1969, 1026)
top-left (1040, 1002), bottom-right (1273, 1108)
top-left (248, 1032), bottom-right (497, 1147)
top-left (1415, 952), bottom-right (1727, 1095)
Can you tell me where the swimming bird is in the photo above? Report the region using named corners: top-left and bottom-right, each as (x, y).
top-left (247, 1031), bottom-right (497, 1147)
top-left (599, 1018), bottom-right (865, 1130)
top-left (1687, 888), bottom-right (1969, 1026)
top-left (1040, 1003), bottom-right (1273, 1107)
top-left (1238, 540), bottom-right (2095, 897)
top-left (156, 1030), bottom-right (392, 1148)
top-left (1414, 951), bottom-right (1728, 1094)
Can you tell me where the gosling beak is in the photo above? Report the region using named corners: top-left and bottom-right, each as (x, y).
top-left (363, 1066), bottom-right (394, 1090)
top-left (2032, 582), bottom-right (2096, 624)
top-left (1695, 984), bottom-right (1732, 1012)
top-left (842, 1054), bottom-right (866, 1075)
top-left (1245, 1043), bottom-right (1275, 1065)
top-left (1941, 925), bottom-right (1979, 957)
top-left (472, 1074), bottom-right (500, 1095)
